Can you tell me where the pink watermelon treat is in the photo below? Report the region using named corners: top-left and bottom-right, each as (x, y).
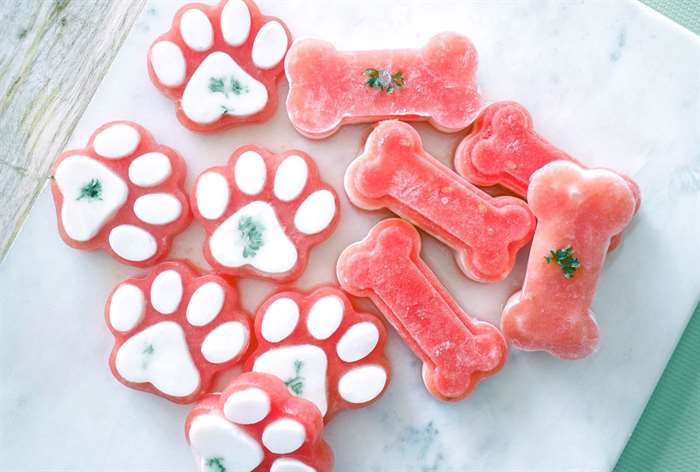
top-left (50, 121), bottom-right (191, 267)
top-left (191, 145), bottom-right (340, 282)
top-left (345, 120), bottom-right (536, 283)
top-left (454, 101), bottom-right (641, 250)
top-left (186, 372), bottom-right (333, 472)
top-left (245, 285), bottom-right (390, 421)
top-left (501, 161), bottom-right (637, 360)
top-left (148, 0), bottom-right (291, 132)
top-left (337, 219), bottom-right (507, 401)
top-left (106, 260), bottom-right (251, 403)
top-left (285, 32), bottom-right (481, 139)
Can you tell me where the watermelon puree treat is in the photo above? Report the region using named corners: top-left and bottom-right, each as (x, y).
top-left (106, 260), bottom-right (251, 403)
top-left (285, 32), bottom-right (481, 139)
top-left (501, 161), bottom-right (637, 360)
top-left (345, 120), bottom-right (536, 283)
top-left (186, 372), bottom-right (333, 472)
top-left (148, 0), bottom-right (291, 132)
top-left (192, 145), bottom-right (339, 282)
top-left (50, 121), bottom-right (191, 266)
top-left (454, 101), bottom-right (641, 250)
top-left (245, 286), bottom-right (390, 420)
top-left (337, 219), bottom-right (507, 401)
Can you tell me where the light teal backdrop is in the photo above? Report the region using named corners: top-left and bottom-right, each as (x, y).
top-left (615, 3), bottom-right (700, 471)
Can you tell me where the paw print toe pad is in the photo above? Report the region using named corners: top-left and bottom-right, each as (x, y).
top-left (223, 387), bottom-right (271, 424)
top-left (109, 284), bottom-right (146, 332)
top-left (93, 123), bottom-right (141, 158)
top-left (338, 365), bottom-right (388, 404)
top-left (262, 418), bottom-right (306, 454)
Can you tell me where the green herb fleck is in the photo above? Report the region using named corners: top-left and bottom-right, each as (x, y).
top-left (77, 178), bottom-right (103, 201)
top-left (205, 457), bottom-right (226, 472)
top-left (208, 75), bottom-right (249, 99)
top-left (229, 77), bottom-right (246, 95)
top-left (544, 246), bottom-right (581, 279)
top-left (284, 360), bottom-right (305, 395)
top-left (141, 343), bottom-right (155, 369)
top-left (209, 77), bottom-right (226, 95)
top-left (364, 68), bottom-right (405, 94)
top-left (238, 216), bottom-right (264, 258)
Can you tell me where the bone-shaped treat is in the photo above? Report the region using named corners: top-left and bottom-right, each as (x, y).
top-left (285, 33), bottom-right (481, 139)
top-left (337, 219), bottom-right (507, 401)
top-left (345, 120), bottom-right (536, 283)
top-left (500, 161), bottom-right (637, 360)
top-left (454, 101), bottom-right (641, 250)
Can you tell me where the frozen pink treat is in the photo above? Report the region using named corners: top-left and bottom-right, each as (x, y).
top-left (454, 101), bottom-right (641, 250)
top-left (345, 120), bottom-right (536, 283)
top-left (337, 219), bottom-right (507, 401)
top-left (186, 372), bottom-right (333, 472)
top-left (245, 285), bottom-right (390, 421)
top-left (148, 0), bottom-right (292, 133)
top-left (191, 145), bottom-right (340, 283)
top-left (501, 161), bottom-right (637, 360)
top-left (285, 33), bottom-right (481, 139)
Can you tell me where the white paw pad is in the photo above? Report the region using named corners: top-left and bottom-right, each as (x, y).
top-left (51, 122), bottom-right (190, 266)
top-left (247, 287), bottom-right (390, 419)
top-left (107, 261), bottom-right (250, 403)
top-left (149, 0), bottom-right (291, 130)
top-left (193, 147), bottom-right (339, 282)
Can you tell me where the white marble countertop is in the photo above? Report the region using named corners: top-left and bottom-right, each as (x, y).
top-left (1, 1), bottom-right (699, 471)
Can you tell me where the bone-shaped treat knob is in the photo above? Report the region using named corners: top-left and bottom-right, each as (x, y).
top-left (500, 161), bottom-right (637, 360)
top-left (454, 101), bottom-right (641, 251)
top-left (345, 120), bottom-right (536, 283)
top-left (337, 219), bottom-right (507, 401)
top-left (285, 33), bottom-right (481, 139)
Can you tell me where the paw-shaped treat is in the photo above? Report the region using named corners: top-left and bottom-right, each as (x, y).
top-left (245, 286), bottom-right (390, 420)
top-left (337, 219), bottom-right (507, 401)
top-left (501, 161), bottom-right (637, 360)
top-left (346, 120), bottom-right (535, 283)
top-left (192, 146), bottom-right (339, 282)
top-left (454, 101), bottom-right (641, 250)
top-left (51, 121), bottom-right (191, 266)
top-left (186, 372), bottom-right (333, 472)
top-left (285, 32), bottom-right (481, 139)
top-left (149, 0), bottom-right (291, 132)
top-left (106, 260), bottom-right (251, 403)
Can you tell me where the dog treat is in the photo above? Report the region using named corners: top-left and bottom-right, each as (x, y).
top-left (454, 101), bottom-right (641, 250)
top-left (148, 0), bottom-right (291, 132)
top-left (51, 121), bottom-right (191, 266)
top-left (345, 120), bottom-right (536, 283)
top-left (106, 260), bottom-right (251, 403)
top-left (245, 286), bottom-right (390, 420)
top-left (500, 161), bottom-right (637, 360)
top-left (192, 145), bottom-right (339, 282)
top-left (337, 219), bottom-right (507, 401)
top-left (285, 32), bottom-right (481, 139)
top-left (186, 372), bottom-right (333, 472)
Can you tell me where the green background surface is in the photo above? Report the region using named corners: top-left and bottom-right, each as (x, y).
top-left (616, 3), bottom-right (700, 472)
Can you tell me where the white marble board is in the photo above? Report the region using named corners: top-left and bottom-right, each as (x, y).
top-left (1, 0), bottom-right (699, 471)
